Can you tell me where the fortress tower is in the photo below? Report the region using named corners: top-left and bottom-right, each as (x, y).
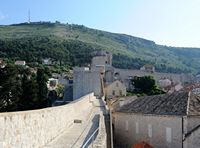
top-left (91, 51), bottom-right (112, 67)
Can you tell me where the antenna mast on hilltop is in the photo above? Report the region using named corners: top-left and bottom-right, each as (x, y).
top-left (28, 9), bottom-right (31, 23)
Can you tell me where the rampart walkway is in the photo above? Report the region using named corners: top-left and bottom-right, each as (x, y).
top-left (0, 93), bottom-right (107, 148)
top-left (45, 107), bottom-right (103, 148)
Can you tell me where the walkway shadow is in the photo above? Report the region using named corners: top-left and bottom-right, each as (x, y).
top-left (81, 114), bottom-right (100, 147)
top-left (96, 98), bottom-right (106, 113)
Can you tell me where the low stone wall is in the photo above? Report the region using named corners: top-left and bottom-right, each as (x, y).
top-left (184, 116), bottom-right (200, 148)
top-left (0, 93), bottom-right (96, 148)
top-left (90, 113), bottom-right (107, 148)
top-left (88, 97), bottom-right (107, 148)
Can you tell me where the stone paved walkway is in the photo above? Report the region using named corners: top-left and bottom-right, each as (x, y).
top-left (45, 107), bottom-right (102, 148)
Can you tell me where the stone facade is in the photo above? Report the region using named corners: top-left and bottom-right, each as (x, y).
top-left (113, 92), bottom-right (200, 148)
top-left (183, 116), bottom-right (200, 148)
top-left (104, 65), bottom-right (115, 83)
top-left (63, 80), bottom-right (73, 102)
top-left (72, 52), bottom-right (113, 101)
top-left (15, 60), bottom-right (26, 66)
top-left (0, 93), bottom-right (96, 148)
top-left (114, 68), bottom-right (194, 91)
top-left (47, 78), bottom-right (58, 90)
top-left (113, 113), bottom-right (183, 148)
top-left (113, 113), bottom-right (200, 148)
top-left (140, 65), bottom-right (155, 73)
top-left (105, 80), bottom-right (126, 99)
top-left (73, 67), bottom-right (102, 100)
top-left (91, 52), bottom-right (112, 67)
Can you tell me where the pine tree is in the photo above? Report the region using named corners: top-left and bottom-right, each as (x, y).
top-left (0, 64), bottom-right (22, 112)
top-left (20, 69), bottom-right (38, 110)
top-left (36, 68), bottom-right (48, 107)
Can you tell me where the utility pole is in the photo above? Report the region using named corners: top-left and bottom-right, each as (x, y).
top-left (28, 9), bottom-right (31, 23)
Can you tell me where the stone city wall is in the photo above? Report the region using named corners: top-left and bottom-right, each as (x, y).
top-left (0, 93), bottom-right (96, 148)
top-left (114, 68), bottom-right (193, 84)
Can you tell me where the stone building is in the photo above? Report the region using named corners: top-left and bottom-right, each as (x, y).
top-left (104, 65), bottom-right (115, 83)
top-left (15, 60), bottom-right (26, 66)
top-left (114, 68), bottom-right (193, 91)
top-left (140, 64), bottom-right (155, 73)
top-left (73, 52), bottom-right (126, 100)
top-left (0, 59), bottom-right (6, 68)
top-left (73, 67), bottom-right (103, 100)
top-left (113, 91), bottom-right (200, 148)
top-left (91, 51), bottom-right (112, 67)
top-left (42, 58), bottom-right (52, 65)
top-left (105, 80), bottom-right (126, 99)
top-left (158, 78), bottom-right (172, 88)
top-left (47, 78), bottom-right (58, 90)
top-left (72, 51), bottom-right (193, 100)
top-left (62, 79), bottom-right (73, 102)
top-left (91, 52), bottom-right (126, 99)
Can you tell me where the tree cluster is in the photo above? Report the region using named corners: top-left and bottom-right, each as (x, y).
top-left (0, 64), bottom-right (49, 112)
top-left (131, 76), bottom-right (165, 96)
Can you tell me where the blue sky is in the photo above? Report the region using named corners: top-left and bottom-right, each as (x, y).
top-left (0, 0), bottom-right (200, 47)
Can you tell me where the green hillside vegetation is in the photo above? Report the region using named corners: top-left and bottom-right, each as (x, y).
top-left (0, 22), bottom-right (200, 74)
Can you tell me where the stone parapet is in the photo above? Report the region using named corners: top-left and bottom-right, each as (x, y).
top-left (0, 93), bottom-right (96, 148)
top-left (88, 113), bottom-right (107, 148)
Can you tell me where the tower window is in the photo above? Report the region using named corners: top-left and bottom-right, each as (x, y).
top-left (112, 90), bottom-right (115, 95)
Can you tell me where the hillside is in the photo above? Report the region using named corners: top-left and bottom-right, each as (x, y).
top-left (0, 22), bottom-right (200, 74)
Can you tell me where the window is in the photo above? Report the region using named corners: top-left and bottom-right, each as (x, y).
top-left (116, 82), bottom-right (119, 87)
top-left (69, 80), bottom-right (73, 84)
top-left (125, 120), bottom-right (129, 131)
top-left (119, 100), bottom-right (124, 107)
top-left (148, 124), bottom-right (152, 138)
top-left (166, 127), bottom-right (172, 143)
top-left (112, 90), bottom-right (115, 95)
top-left (120, 90), bottom-right (122, 96)
top-left (135, 122), bottom-right (139, 134)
